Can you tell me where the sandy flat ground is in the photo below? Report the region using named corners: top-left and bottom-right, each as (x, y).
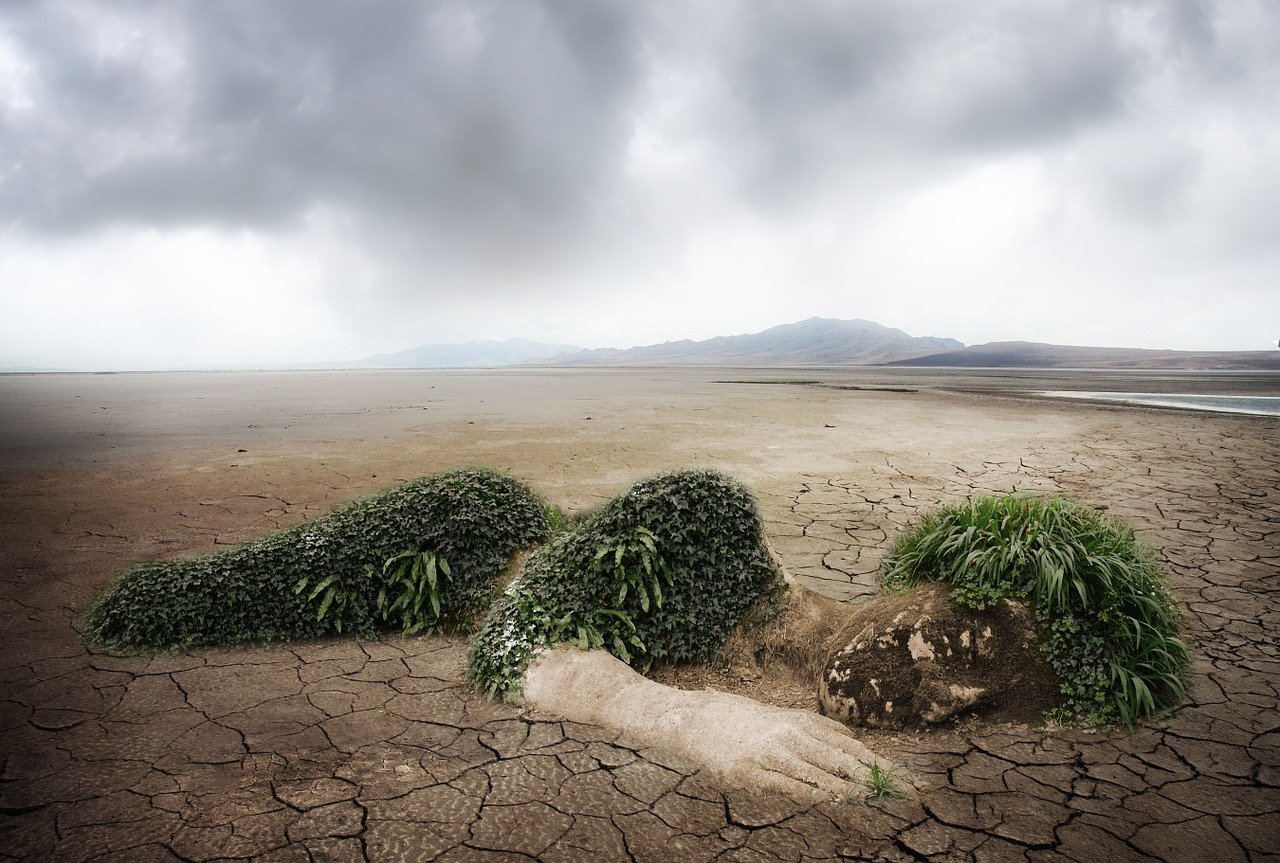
top-left (0, 368), bottom-right (1277, 862)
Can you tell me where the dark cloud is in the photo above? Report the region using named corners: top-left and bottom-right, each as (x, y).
top-left (920, 7), bottom-right (1133, 150)
top-left (0, 3), bottom-right (1186, 222)
top-left (1, 0), bottom-right (1276, 300)
top-left (2, 0), bottom-right (644, 254)
top-left (635, 2), bottom-right (1147, 210)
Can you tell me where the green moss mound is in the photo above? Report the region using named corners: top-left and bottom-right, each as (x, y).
top-left (84, 468), bottom-right (552, 651)
top-left (467, 469), bottom-right (786, 696)
top-left (880, 495), bottom-right (1190, 725)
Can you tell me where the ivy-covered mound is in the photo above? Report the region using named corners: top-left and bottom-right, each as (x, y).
top-left (468, 469), bottom-right (786, 697)
top-left (880, 495), bottom-right (1190, 725)
top-left (84, 468), bottom-right (553, 651)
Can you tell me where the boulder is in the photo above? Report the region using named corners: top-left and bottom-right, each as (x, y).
top-left (819, 584), bottom-right (1057, 728)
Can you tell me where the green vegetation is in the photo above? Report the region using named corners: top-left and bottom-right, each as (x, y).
top-left (372, 549), bottom-right (451, 635)
top-left (880, 495), bottom-right (1190, 725)
top-left (84, 468), bottom-right (552, 651)
top-left (467, 469), bottom-right (786, 697)
top-left (859, 762), bottom-right (906, 802)
top-left (294, 570), bottom-right (368, 636)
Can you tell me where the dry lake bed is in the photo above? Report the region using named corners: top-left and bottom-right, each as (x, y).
top-left (1, 367), bottom-right (1277, 862)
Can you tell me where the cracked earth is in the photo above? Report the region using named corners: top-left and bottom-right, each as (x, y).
top-left (1, 369), bottom-right (1277, 861)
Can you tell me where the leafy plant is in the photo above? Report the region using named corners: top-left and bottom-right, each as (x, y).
top-left (880, 494), bottom-right (1189, 725)
top-left (84, 468), bottom-right (553, 651)
top-left (377, 549), bottom-right (451, 635)
top-left (294, 570), bottom-right (371, 635)
top-left (550, 606), bottom-right (646, 663)
top-left (595, 525), bottom-right (673, 614)
top-left (468, 470), bottom-right (785, 697)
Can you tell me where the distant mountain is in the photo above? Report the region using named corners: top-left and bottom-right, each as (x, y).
top-left (885, 341), bottom-right (1280, 371)
top-left (331, 337), bottom-right (581, 369)
top-left (536, 318), bottom-right (963, 367)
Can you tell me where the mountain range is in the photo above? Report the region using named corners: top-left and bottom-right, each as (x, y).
top-left (537, 318), bottom-right (961, 366)
top-left (10, 318), bottom-right (1277, 372)
top-left (302, 318), bottom-right (1280, 371)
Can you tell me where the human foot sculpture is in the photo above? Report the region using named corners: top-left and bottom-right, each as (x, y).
top-left (524, 646), bottom-right (887, 800)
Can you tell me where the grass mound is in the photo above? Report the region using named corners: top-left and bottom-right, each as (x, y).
top-left (84, 468), bottom-right (553, 651)
top-left (467, 469), bottom-right (786, 697)
top-left (880, 495), bottom-right (1189, 724)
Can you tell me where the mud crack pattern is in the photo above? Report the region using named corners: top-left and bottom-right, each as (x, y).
top-left (1, 416), bottom-right (1277, 861)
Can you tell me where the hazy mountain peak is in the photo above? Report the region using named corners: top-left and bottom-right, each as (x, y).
top-left (537, 318), bottom-right (964, 367)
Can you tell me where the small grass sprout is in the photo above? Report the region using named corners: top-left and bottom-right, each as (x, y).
top-left (860, 762), bottom-right (906, 802)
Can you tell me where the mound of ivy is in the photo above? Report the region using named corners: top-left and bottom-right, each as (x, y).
top-left (84, 468), bottom-right (553, 651)
top-left (468, 469), bottom-right (786, 697)
top-left (880, 495), bottom-right (1190, 725)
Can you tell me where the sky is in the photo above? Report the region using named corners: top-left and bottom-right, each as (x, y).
top-left (1, 1), bottom-right (1278, 370)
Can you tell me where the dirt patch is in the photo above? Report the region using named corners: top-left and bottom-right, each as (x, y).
top-left (649, 574), bottom-right (849, 711)
top-left (649, 653), bottom-right (819, 711)
top-left (652, 582), bottom-right (1059, 731)
top-left (821, 585), bottom-right (1058, 728)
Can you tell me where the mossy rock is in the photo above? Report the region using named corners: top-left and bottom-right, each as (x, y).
top-left (820, 584), bottom-right (1058, 728)
top-left (880, 494), bottom-right (1190, 724)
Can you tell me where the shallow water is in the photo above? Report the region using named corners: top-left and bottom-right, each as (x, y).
top-left (1039, 390), bottom-right (1280, 416)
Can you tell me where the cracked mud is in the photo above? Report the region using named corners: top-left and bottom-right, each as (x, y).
top-left (1, 368), bottom-right (1277, 861)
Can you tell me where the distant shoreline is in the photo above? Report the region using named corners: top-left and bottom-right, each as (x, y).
top-left (1036, 390), bottom-right (1280, 417)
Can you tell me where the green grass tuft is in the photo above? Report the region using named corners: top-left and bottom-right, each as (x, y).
top-left (880, 495), bottom-right (1189, 725)
top-left (856, 762), bottom-right (906, 802)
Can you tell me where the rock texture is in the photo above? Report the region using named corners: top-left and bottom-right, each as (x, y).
top-left (820, 585), bottom-right (1056, 728)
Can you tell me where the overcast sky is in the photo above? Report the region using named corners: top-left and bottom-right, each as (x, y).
top-left (1, 1), bottom-right (1277, 369)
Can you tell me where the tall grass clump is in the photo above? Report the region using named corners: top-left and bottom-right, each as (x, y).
top-left (84, 468), bottom-right (554, 652)
top-left (880, 495), bottom-right (1189, 725)
top-left (468, 469), bottom-right (786, 697)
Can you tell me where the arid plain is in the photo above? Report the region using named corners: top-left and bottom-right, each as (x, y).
top-left (1, 367), bottom-right (1277, 862)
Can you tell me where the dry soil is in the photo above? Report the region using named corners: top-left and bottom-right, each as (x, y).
top-left (1, 367), bottom-right (1277, 862)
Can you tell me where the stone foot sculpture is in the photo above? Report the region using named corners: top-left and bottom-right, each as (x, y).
top-left (524, 646), bottom-right (899, 801)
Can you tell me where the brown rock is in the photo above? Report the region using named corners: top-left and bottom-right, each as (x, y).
top-left (819, 585), bottom-right (1057, 728)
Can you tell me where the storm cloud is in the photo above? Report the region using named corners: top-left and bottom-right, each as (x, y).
top-left (1, 0), bottom-right (1277, 368)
